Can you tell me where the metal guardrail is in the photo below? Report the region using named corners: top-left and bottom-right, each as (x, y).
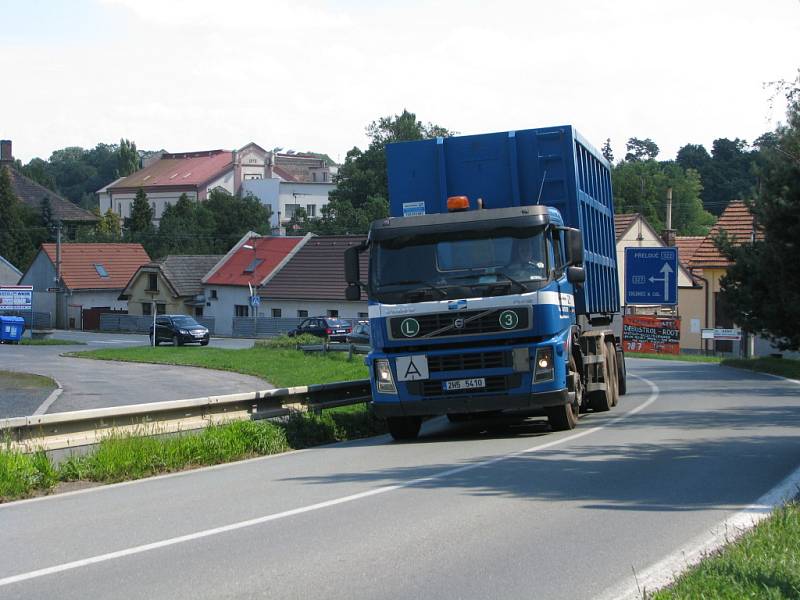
top-left (1, 380), bottom-right (372, 453)
top-left (298, 343), bottom-right (371, 356)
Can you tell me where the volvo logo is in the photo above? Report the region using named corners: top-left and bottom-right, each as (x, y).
top-left (453, 318), bottom-right (465, 329)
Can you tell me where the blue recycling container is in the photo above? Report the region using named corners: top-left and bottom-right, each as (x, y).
top-left (0, 315), bottom-right (25, 344)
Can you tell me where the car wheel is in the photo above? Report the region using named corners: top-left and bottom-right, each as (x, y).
top-left (200, 340), bottom-right (209, 346)
top-left (172, 335), bottom-right (182, 347)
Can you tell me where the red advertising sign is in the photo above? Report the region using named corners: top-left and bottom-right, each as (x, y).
top-left (623, 315), bottom-right (681, 355)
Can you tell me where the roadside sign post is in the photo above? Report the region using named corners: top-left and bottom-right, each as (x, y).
top-left (624, 248), bottom-right (679, 306)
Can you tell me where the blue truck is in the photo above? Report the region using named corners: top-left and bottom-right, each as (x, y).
top-left (344, 125), bottom-right (626, 440)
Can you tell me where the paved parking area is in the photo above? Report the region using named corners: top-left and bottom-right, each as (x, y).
top-left (0, 332), bottom-right (268, 417)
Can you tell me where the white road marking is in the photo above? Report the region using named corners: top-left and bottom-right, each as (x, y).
top-left (32, 378), bottom-right (63, 416)
top-left (0, 375), bottom-right (659, 588)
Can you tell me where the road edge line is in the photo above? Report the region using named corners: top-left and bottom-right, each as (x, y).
top-left (32, 378), bottom-right (63, 416)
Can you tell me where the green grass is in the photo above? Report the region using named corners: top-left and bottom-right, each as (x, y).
top-left (0, 369), bottom-right (57, 390)
top-left (626, 352), bottom-right (723, 363)
top-left (0, 403), bottom-right (384, 502)
top-left (651, 502), bottom-right (800, 599)
top-left (20, 338), bottom-right (84, 346)
top-left (722, 357), bottom-right (800, 380)
top-left (69, 338), bottom-right (369, 388)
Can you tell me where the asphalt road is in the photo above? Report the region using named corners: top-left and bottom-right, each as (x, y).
top-left (1, 360), bottom-right (798, 599)
top-left (0, 331), bottom-right (266, 416)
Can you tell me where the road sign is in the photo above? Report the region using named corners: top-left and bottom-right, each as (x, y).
top-left (713, 328), bottom-right (742, 341)
top-left (625, 247), bottom-right (678, 305)
top-left (249, 295), bottom-right (261, 308)
top-left (0, 285), bottom-right (33, 311)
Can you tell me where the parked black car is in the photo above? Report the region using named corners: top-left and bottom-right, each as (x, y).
top-left (346, 321), bottom-right (370, 345)
top-left (149, 315), bottom-right (210, 346)
top-left (287, 317), bottom-right (352, 342)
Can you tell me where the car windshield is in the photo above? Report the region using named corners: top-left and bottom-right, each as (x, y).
top-left (370, 227), bottom-right (548, 303)
top-left (172, 316), bottom-right (201, 327)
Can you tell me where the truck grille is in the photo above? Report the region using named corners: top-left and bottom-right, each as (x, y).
top-left (427, 351), bottom-right (511, 373)
top-left (407, 375), bottom-right (522, 398)
top-left (389, 308), bottom-right (529, 340)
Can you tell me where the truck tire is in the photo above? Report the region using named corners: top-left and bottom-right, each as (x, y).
top-left (547, 354), bottom-right (580, 430)
top-left (616, 348), bottom-right (627, 396)
top-left (589, 343), bottom-right (614, 412)
top-left (387, 416), bottom-right (422, 440)
top-left (605, 340), bottom-right (619, 407)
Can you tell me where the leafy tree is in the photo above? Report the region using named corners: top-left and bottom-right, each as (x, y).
top-left (0, 166), bottom-right (35, 269)
top-left (40, 196), bottom-right (55, 234)
top-left (601, 138), bottom-right (614, 163)
top-left (612, 159), bottom-right (714, 235)
top-left (117, 138), bottom-right (139, 177)
top-left (127, 188), bottom-right (154, 238)
top-left (20, 157), bottom-right (56, 190)
top-left (311, 110), bottom-right (453, 234)
top-left (624, 137), bottom-right (660, 161)
top-left (718, 73), bottom-right (800, 350)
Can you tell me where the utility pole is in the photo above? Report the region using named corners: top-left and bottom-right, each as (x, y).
top-left (55, 222), bottom-right (63, 329)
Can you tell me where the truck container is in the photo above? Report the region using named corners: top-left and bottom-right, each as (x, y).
top-left (345, 124), bottom-right (626, 440)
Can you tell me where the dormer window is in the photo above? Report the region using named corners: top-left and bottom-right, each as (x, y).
top-left (244, 258), bottom-right (264, 273)
top-left (94, 264), bottom-right (109, 278)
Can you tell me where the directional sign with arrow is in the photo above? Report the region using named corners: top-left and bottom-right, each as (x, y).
top-left (624, 247), bottom-right (679, 306)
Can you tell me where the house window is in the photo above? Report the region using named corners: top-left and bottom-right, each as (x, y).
top-left (312, 172), bottom-right (317, 182)
top-left (271, 308), bottom-right (282, 318)
top-left (358, 312), bottom-right (368, 319)
top-left (323, 172), bottom-right (328, 182)
top-left (94, 263), bottom-right (109, 278)
top-left (284, 204), bottom-right (300, 219)
top-left (210, 289), bottom-right (218, 300)
top-left (327, 309), bottom-right (339, 317)
top-left (156, 303), bottom-right (166, 315)
top-left (147, 273), bottom-right (158, 292)
top-left (297, 309), bottom-right (308, 318)
top-left (306, 204), bottom-right (316, 217)
top-left (234, 305), bottom-right (249, 317)
top-left (195, 307), bottom-right (203, 317)
top-left (142, 302), bottom-right (152, 315)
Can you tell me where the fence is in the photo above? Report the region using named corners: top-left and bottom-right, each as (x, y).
top-left (99, 314), bottom-right (216, 335)
top-left (232, 317), bottom-right (362, 339)
top-left (1, 310), bottom-right (52, 329)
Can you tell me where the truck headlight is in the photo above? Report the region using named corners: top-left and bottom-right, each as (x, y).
top-left (374, 359), bottom-right (397, 394)
top-left (534, 347), bottom-right (554, 382)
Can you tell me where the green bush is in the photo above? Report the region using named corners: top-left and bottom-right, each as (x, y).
top-left (0, 449), bottom-right (58, 500)
top-left (255, 334), bottom-right (324, 349)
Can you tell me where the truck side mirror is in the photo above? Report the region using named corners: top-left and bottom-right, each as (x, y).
top-left (565, 228), bottom-right (584, 266)
top-left (567, 266), bottom-right (586, 286)
top-left (345, 285), bottom-right (361, 301)
top-left (344, 246), bottom-right (360, 284)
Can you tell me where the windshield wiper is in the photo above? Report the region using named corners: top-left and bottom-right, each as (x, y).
top-left (385, 279), bottom-right (448, 298)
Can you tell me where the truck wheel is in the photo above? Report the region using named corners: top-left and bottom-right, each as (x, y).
top-left (387, 416), bottom-right (422, 440)
top-left (589, 344), bottom-right (614, 412)
top-left (546, 402), bottom-right (578, 431)
top-left (605, 340), bottom-right (619, 407)
top-left (616, 348), bottom-right (627, 396)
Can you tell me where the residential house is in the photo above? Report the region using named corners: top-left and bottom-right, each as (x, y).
top-left (1, 140), bottom-right (98, 236)
top-left (120, 255), bottom-right (222, 318)
top-left (257, 235), bottom-right (369, 320)
top-left (614, 213), bottom-right (705, 351)
top-left (19, 243), bottom-right (150, 329)
top-left (202, 232), bottom-right (311, 335)
top-left (0, 255), bottom-right (22, 286)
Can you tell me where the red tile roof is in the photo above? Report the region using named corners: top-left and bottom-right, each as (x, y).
top-left (204, 236), bottom-right (305, 287)
top-left (259, 235), bottom-right (368, 300)
top-left (614, 213), bottom-right (640, 241)
top-left (4, 166), bottom-right (97, 223)
top-left (689, 201), bottom-right (761, 268)
top-left (41, 243), bottom-right (150, 290)
top-left (674, 236), bottom-right (704, 267)
top-left (109, 150), bottom-right (233, 191)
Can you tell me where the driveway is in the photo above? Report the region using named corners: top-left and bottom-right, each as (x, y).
top-left (0, 333), bottom-right (269, 416)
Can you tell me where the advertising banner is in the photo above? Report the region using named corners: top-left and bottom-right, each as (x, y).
top-left (622, 315), bottom-right (681, 355)
top-left (0, 285), bottom-right (33, 311)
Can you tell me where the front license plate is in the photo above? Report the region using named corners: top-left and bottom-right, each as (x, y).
top-left (443, 378), bottom-right (486, 391)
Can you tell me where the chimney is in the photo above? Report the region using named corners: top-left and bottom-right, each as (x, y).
top-left (662, 187), bottom-right (676, 247)
top-left (0, 140), bottom-right (12, 164)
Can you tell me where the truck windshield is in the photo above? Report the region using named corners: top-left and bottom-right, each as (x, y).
top-left (370, 228), bottom-right (548, 303)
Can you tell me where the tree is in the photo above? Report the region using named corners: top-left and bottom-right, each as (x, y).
top-left (601, 138), bottom-right (614, 163)
top-left (718, 73), bottom-right (800, 350)
top-left (127, 188), bottom-right (154, 238)
top-left (40, 196), bottom-right (55, 235)
top-left (624, 137), bottom-right (660, 161)
top-left (116, 138), bottom-right (139, 178)
top-left (0, 166), bottom-right (35, 269)
top-left (312, 110), bottom-right (453, 234)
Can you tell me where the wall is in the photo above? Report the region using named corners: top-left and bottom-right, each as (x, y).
top-left (239, 146), bottom-right (268, 181)
top-left (259, 299), bottom-right (369, 320)
top-left (124, 270), bottom-right (191, 316)
top-left (107, 190), bottom-right (199, 224)
top-left (0, 257), bottom-right (22, 285)
top-left (241, 179), bottom-right (281, 229)
top-left (204, 170), bottom-right (236, 198)
top-left (202, 285), bottom-right (252, 336)
top-left (278, 182), bottom-right (334, 223)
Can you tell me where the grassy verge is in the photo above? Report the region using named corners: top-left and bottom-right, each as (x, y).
top-left (1, 403), bottom-right (385, 502)
top-left (651, 502), bottom-right (800, 599)
top-left (69, 335), bottom-right (368, 388)
top-left (626, 352), bottom-right (723, 363)
top-left (722, 357), bottom-right (800, 380)
top-left (0, 369), bottom-right (57, 390)
top-left (20, 338), bottom-right (84, 346)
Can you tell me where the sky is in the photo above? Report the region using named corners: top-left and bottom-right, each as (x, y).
top-left (1, 0), bottom-right (798, 164)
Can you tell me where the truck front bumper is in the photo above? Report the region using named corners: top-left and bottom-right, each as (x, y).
top-left (371, 388), bottom-right (569, 418)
